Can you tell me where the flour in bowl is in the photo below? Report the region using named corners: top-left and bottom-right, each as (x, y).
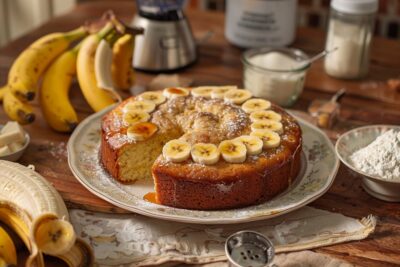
top-left (349, 129), bottom-right (400, 180)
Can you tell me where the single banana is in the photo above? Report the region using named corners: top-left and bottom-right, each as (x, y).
top-left (94, 39), bottom-right (121, 102)
top-left (218, 140), bottom-right (247, 163)
top-left (40, 45), bottom-right (80, 132)
top-left (251, 120), bottom-right (284, 134)
top-left (162, 139), bottom-right (191, 163)
top-left (111, 34), bottom-right (135, 90)
top-left (191, 87), bottom-right (213, 98)
top-left (123, 100), bottom-right (156, 113)
top-left (163, 87), bottom-right (190, 99)
top-left (77, 23), bottom-right (119, 112)
top-left (250, 130), bottom-right (281, 149)
top-left (250, 110), bottom-right (282, 122)
top-left (191, 143), bottom-right (220, 165)
top-left (8, 27), bottom-right (87, 101)
top-left (3, 86), bottom-right (35, 125)
top-left (127, 122), bottom-right (158, 141)
top-left (137, 91), bottom-right (166, 105)
top-left (210, 86), bottom-right (237, 99)
top-left (0, 160), bottom-right (93, 266)
top-left (123, 110), bottom-right (150, 126)
top-left (241, 98), bottom-right (271, 113)
top-left (234, 135), bottom-right (264, 155)
top-left (0, 86), bottom-right (6, 103)
top-left (224, 89), bottom-right (252, 104)
top-left (0, 225), bottom-right (17, 266)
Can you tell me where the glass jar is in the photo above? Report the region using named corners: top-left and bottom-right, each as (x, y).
top-left (242, 47), bottom-right (310, 107)
top-left (324, 0), bottom-right (378, 79)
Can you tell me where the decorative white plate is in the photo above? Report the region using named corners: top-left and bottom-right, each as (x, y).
top-left (68, 107), bottom-right (339, 224)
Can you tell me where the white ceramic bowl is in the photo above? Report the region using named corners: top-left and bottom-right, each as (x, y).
top-left (335, 125), bottom-right (400, 202)
top-left (0, 124), bottom-right (30, 162)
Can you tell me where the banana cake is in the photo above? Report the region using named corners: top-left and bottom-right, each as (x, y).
top-left (100, 86), bottom-right (302, 210)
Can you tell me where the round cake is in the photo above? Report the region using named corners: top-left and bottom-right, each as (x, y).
top-left (100, 86), bottom-right (302, 210)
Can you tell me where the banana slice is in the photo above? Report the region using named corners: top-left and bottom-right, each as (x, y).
top-left (251, 120), bottom-right (283, 134)
top-left (127, 122), bottom-right (158, 141)
top-left (191, 143), bottom-right (220, 165)
top-left (191, 87), bottom-right (213, 98)
top-left (211, 86), bottom-right (237, 99)
top-left (218, 140), bottom-right (247, 163)
top-left (123, 100), bottom-right (156, 113)
top-left (137, 91), bottom-right (166, 105)
top-left (162, 139), bottom-right (191, 163)
top-left (123, 110), bottom-right (150, 126)
top-left (241, 98), bottom-right (271, 113)
top-left (250, 130), bottom-right (281, 149)
top-left (163, 87), bottom-right (190, 99)
top-left (234, 135), bottom-right (263, 156)
top-left (224, 89), bottom-right (252, 104)
top-left (250, 110), bottom-right (282, 122)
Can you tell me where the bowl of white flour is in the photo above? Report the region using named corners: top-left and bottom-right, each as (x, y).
top-left (335, 125), bottom-right (400, 202)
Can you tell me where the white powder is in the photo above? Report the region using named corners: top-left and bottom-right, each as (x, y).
top-left (350, 130), bottom-right (400, 180)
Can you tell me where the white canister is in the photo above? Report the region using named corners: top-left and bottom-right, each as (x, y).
top-left (225, 0), bottom-right (298, 48)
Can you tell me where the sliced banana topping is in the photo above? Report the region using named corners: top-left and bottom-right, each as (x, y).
top-left (163, 87), bottom-right (190, 99)
top-left (123, 100), bottom-right (156, 113)
top-left (191, 143), bottom-right (220, 165)
top-left (251, 120), bottom-right (283, 134)
top-left (211, 86), bottom-right (237, 99)
top-left (234, 135), bottom-right (263, 156)
top-left (191, 87), bottom-right (213, 98)
top-left (137, 91), bottom-right (166, 105)
top-left (241, 98), bottom-right (271, 113)
top-left (250, 110), bottom-right (282, 122)
top-left (162, 139), bottom-right (191, 163)
top-left (127, 122), bottom-right (158, 141)
top-left (224, 89), bottom-right (252, 104)
top-left (250, 130), bottom-right (281, 149)
top-left (123, 110), bottom-right (150, 126)
top-left (218, 140), bottom-right (247, 163)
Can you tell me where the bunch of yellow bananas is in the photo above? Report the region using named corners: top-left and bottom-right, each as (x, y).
top-left (0, 16), bottom-right (140, 133)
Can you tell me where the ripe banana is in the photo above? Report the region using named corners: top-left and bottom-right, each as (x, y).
top-left (111, 34), bottom-right (135, 90)
top-left (2, 86), bottom-right (35, 125)
top-left (0, 160), bottom-right (93, 266)
top-left (8, 27), bottom-right (87, 101)
top-left (77, 24), bottom-right (120, 112)
top-left (234, 135), bottom-right (263, 155)
top-left (251, 120), bottom-right (283, 133)
top-left (191, 143), bottom-right (220, 165)
top-left (250, 110), bottom-right (282, 122)
top-left (250, 130), bottom-right (281, 149)
top-left (224, 89), bottom-right (252, 104)
top-left (218, 140), bottom-right (247, 163)
top-left (0, 225), bottom-right (17, 266)
top-left (127, 122), bottom-right (158, 141)
top-left (137, 91), bottom-right (166, 105)
top-left (241, 98), bottom-right (271, 113)
top-left (162, 139), bottom-right (191, 163)
top-left (163, 87), bottom-right (190, 99)
top-left (123, 100), bottom-right (156, 113)
top-left (40, 46), bottom-right (79, 132)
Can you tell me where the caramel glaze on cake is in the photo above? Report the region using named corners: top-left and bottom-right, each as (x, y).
top-left (100, 90), bottom-right (302, 210)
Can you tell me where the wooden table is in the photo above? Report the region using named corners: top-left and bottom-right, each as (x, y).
top-left (1, 2), bottom-right (399, 266)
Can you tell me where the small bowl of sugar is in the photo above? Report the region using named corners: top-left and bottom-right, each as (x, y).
top-left (336, 125), bottom-right (400, 202)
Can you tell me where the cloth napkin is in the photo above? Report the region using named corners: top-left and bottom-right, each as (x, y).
top-left (70, 206), bottom-right (375, 266)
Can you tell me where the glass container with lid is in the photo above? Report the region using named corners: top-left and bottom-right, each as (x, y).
top-left (324, 0), bottom-right (378, 79)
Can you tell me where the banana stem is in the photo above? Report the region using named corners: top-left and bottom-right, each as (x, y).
top-left (105, 31), bottom-right (122, 47)
top-left (97, 22), bottom-right (115, 40)
top-left (63, 27), bottom-right (88, 41)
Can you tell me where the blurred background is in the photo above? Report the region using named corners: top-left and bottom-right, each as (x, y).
top-left (0, 0), bottom-right (399, 47)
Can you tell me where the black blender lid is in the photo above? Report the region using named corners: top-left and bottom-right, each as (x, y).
top-left (137, 0), bottom-right (185, 21)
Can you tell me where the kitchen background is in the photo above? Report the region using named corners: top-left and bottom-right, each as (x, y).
top-left (0, 0), bottom-right (399, 48)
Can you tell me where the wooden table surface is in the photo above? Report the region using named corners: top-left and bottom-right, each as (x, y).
top-left (1, 1), bottom-right (399, 266)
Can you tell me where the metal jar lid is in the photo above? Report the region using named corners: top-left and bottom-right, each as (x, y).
top-left (225, 230), bottom-right (275, 267)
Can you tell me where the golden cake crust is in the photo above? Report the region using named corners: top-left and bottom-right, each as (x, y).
top-left (100, 89), bottom-right (302, 210)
